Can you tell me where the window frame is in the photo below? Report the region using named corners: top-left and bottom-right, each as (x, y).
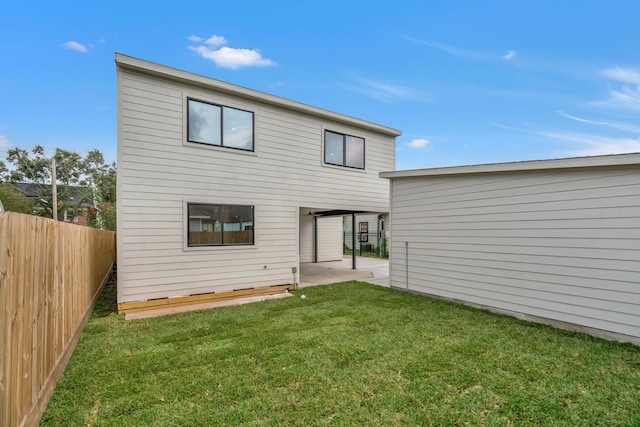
top-left (186, 98), bottom-right (255, 152)
top-left (359, 222), bottom-right (369, 242)
top-left (324, 130), bottom-right (365, 169)
top-left (187, 203), bottom-right (255, 247)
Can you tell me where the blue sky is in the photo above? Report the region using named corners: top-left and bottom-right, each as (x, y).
top-left (2, 1), bottom-right (640, 171)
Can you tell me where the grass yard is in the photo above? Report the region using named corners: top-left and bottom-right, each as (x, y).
top-left (42, 281), bottom-right (639, 426)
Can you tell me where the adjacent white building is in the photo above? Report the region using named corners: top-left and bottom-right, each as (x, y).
top-left (116, 54), bottom-right (401, 313)
top-left (381, 154), bottom-right (640, 344)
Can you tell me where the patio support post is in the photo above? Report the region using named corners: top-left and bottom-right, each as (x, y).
top-left (314, 215), bottom-right (318, 263)
top-left (352, 213), bottom-right (356, 269)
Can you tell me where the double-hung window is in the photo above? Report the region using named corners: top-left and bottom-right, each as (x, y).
top-left (324, 130), bottom-right (365, 169)
top-left (188, 203), bottom-right (254, 246)
top-left (187, 98), bottom-right (254, 151)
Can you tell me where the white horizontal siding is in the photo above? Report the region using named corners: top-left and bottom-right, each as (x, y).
top-left (299, 214), bottom-right (314, 263)
top-left (317, 216), bottom-right (342, 262)
top-left (389, 165), bottom-right (640, 341)
top-left (299, 215), bottom-right (343, 262)
top-left (117, 66), bottom-right (396, 303)
top-left (118, 203), bottom-right (298, 301)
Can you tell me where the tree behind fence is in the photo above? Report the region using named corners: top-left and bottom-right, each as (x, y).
top-left (0, 212), bottom-right (115, 427)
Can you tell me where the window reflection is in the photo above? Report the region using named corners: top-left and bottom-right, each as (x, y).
top-left (223, 107), bottom-right (253, 150)
top-left (324, 130), bottom-right (365, 169)
top-left (187, 99), bottom-right (254, 151)
top-left (188, 203), bottom-right (254, 246)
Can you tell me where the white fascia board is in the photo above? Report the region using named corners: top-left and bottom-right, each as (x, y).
top-left (115, 53), bottom-right (402, 138)
top-left (380, 153), bottom-right (640, 179)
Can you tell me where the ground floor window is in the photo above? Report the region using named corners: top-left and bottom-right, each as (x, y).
top-left (188, 203), bottom-right (254, 246)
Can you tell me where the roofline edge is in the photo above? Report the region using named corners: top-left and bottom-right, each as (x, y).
top-left (380, 152), bottom-right (640, 179)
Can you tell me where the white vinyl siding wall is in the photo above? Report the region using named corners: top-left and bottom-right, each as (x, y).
top-left (386, 160), bottom-right (640, 342)
top-left (317, 217), bottom-right (343, 262)
top-left (117, 55), bottom-right (397, 303)
top-left (299, 214), bottom-right (314, 263)
top-left (299, 215), bottom-right (342, 263)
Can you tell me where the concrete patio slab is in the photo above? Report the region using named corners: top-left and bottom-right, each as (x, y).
top-left (299, 256), bottom-right (389, 288)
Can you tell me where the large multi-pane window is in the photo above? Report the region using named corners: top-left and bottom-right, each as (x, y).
top-left (188, 203), bottom-right (254, 246)
top-left (187, 98), bottom-right (254, 151)
top-left (324, 130), bottom-right (365, 169)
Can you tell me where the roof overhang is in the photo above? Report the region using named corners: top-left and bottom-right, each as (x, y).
top-left (115, 53), bottom-right (402, 138)
top-left (380, 153), bottom-right (640, 179)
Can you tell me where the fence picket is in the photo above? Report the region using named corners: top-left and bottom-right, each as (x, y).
top-left (0, 212), bottom-right (115, 427)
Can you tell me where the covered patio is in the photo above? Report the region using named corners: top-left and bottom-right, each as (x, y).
top-left (299, 256), bottom-right (389, 288)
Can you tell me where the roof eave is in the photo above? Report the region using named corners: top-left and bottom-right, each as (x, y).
top-left (380, 153), bottom-right (640, 179)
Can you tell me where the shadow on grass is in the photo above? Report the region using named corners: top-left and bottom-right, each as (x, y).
top-left (92, 265), bottom-right (118, 318)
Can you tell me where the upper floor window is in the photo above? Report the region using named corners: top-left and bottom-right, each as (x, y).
top-left (187, 98), bottom-right (254, 151)
top-left (324, 130), bottom-right (365, 169)
top-left (188, 203), bottom-right (254, 246)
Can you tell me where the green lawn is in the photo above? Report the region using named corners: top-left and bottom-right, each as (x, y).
top-left (42, 281), bottom-right (640, 426)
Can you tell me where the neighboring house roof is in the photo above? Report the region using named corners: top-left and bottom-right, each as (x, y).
top-left (380, 152), bottom-right (640, 179)
top-left (10, 183), bottom-right (93, 207)
top-left (115, 53), bottom-right (402, 138)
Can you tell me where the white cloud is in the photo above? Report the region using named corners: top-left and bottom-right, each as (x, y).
top-left (188, 34), bottom-right (275, 70)
top-left (542, 131), bottom-right (640, 156)
top-left (557, 110), bottom-right (609, 125)
top-left (405, 36), bottom-right (515, 63)
top-left (491, 67), bottom-right (640, 158)
top-left (593, 86), bottom-right (640, 111)
top-left (204, 35), bottom-right (228, 47)
top-left (592, 66), bottom-right (640, 112)
top-left (406, 138), bottom-right (432, 149)
top-left (602, 66), bottom-right (640, 85)
top-left (502, 50), bottom-right (516, 61)
top-left (62, 41), bottom-right (88, 53)
top-left (490, 122), bottom-right (640, 157)
top-left (0, 135), bottom-right (13, 154)
top-left (404, 37), bottom-right (488, 60)
top-left (345, 74), bottom-right (422, 103)
top-left (559, 110), bottom-right (640, 133)
top-left (188, 45), bottom-right (276, 70)
top-left (356, 79), bottom-right (414, 101)
top-left (99, 38), bottom-right (107, 44)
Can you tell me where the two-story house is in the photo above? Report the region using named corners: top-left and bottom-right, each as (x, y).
top-left (116, 54), bottom-right (401, 314)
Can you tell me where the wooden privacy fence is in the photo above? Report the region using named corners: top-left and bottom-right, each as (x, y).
top-left (189, 230), bottom-right (254, 245)
top-left (0, 212), bottom-right (115, 427)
